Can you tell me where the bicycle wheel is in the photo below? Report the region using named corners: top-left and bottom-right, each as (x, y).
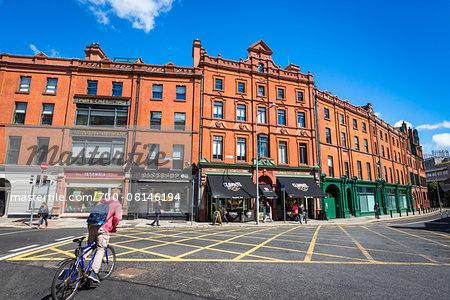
top-left (51, 259), bottom-right (82, 300)
top-left (97, 245), bottom-right (116, 280)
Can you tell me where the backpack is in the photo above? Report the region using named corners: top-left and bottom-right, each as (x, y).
top-left (87, 202), bottom-right (112, 226)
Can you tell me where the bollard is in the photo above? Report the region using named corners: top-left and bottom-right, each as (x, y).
top-left (412, 209), bottom-right (414, 215)
top-left (399, 210), bottom-right (402, 217)
top-left (418, 209), bottom-right (420, 215)
top-left (390, 210), bottom-right (393, 218)
top-left (406, 210), bottom-right (408, 216)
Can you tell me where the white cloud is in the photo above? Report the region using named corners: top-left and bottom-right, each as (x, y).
top-left (374, 112), bottom-right (381, 117)
top-left (50, 49), bottom-right (60, 57)
top-left (79, 0), bottom-right (174, 33)
top-left (432, 133), bottom-right (450, 148)
top-left (394, 120), bottom-right (413, 129)
top-left (416, 120), bottom-right (450, 130)
top-left (29, 44), bottom-right (41, 55)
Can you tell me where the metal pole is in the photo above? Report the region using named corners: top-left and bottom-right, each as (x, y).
top-left (29, 177), bottom-right (36, 227)
top-left (283, 187), bottom-right (286, 223)
top-left (190, 179), bottom-right (194, 225)
top-left (435, 180), bottom-right (442, 211)
top-left (255, 108), bottom-right (259, 225)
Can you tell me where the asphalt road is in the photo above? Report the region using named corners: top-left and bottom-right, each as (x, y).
top-left (0, 213), bottom-right (448, 300)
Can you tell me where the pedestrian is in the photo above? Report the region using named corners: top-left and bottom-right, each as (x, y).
top-left (301, 203), bottom-right (307, 224)
top-left (221, 206), bottom-right (229, 224)
top-left (374, 203), bottom-right (380, 219)
top-left (85, 189), bottom-right (122, 283)
top-left (263, 202), bottom-right (267, 223)
top-left (150, 201), bottom-right (161, 226)
top-left (266, 202), bottom-right (273, 222)
top-left (293, 203), bottom-right (299, 223)
top-left (38, 202), bottom-right (49, 229)
top-left (212, 207), bottom-right (222, 226)
top-left (299, 203), bottom-right (304, 224)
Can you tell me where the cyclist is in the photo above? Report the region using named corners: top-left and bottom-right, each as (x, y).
top-left (86, 188), bottom-right (122, 283)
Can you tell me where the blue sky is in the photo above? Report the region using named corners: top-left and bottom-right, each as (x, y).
top-left (1, 0), bottom-right (449, 153)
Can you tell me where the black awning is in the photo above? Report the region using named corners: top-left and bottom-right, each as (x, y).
top-left (277, 177), bottom-right (326, 198)
top-left (207, 174), bottom-right (256, 199)
top-left (259, 184), bottom-right (278, 199)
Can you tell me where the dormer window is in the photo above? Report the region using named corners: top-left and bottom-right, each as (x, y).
top-left (258, 63), bottom-right (264, 73)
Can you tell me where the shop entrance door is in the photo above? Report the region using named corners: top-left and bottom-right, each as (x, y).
top-left (0, 191), bottom-right (6, 217)
top-left (324, 197), bottom-right (336, 219)
top-left (347, 188), bottom-right (353, 216)
top-left (0, 179), bottom-right (11, 217)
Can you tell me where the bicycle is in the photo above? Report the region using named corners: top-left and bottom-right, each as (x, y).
top-left (51, 236), bottom-right (116, 300)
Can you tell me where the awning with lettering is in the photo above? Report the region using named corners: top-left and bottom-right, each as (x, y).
top-left (277, 177), bottom-right (326, 198)
top-left (259, 184), bottom-right (278, 199)
top-left (207, 175), bottom-right (256, 199)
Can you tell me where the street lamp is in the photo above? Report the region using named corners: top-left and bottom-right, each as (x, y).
top-left (255, 103), bottom-right (276, 225)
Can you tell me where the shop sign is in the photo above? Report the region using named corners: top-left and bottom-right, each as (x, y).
top-left (65, 172), bottom-right (124, 178)
top-left (137, 171), bottom-right (189, 180)
top-left (75, 97), bottom-right (130, 106)
top-left (292, 183), bottom-right (309, 191)
top-left (223, 182), bottom-right (242, 191)
top-left (69, 129), bottom-right (127, 137)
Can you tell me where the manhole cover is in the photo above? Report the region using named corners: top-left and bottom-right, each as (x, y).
top-left (116, 267), bottom-right (149, 278)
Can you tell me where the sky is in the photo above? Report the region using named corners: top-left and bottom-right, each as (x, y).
top-left (0, 0), bottom-right (449, 154)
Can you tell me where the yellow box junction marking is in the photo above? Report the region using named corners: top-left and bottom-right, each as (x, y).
top-left (386, 226), bottom-right (449, 248)
top-left (304, 225), bottom-right (321, 262)
top-left (338, 225), bottom-right (375, 262)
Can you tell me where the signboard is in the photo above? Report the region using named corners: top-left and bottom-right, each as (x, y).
top-left (65, 172), bottom-right (124, 178)
top-left (75, 97), bottom-right (130, 106)
top-left (40, 162), bottom-right (49, 171)
top-left (69, 129), bottom-right (127, 137)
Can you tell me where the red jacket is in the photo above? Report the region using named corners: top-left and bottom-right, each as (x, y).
top-left (100, 199), bottom-right (122, 233)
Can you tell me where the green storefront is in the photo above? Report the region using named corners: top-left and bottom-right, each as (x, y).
top-left (320, 174), bottom-right (414, 219)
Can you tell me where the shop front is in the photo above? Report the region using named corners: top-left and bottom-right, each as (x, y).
top-left (206, 174), bottom-right (256, 222)
top-left (277, 176), bottom-right (326, 220)
top-left (258, 184), bottom-right (278, 221)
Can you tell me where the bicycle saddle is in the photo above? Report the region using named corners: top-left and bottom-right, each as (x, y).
top-left (72, 237), bottom-right (86, 243)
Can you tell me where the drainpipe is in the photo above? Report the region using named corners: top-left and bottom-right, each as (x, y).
top-left (197, 71), bottom-right (204, 221)
top-left (129, 75), bottom-right (140, 219)
top-left (313, 88), bottom-right (323, 215)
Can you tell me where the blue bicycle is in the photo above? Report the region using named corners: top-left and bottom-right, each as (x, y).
top-left (51, 237), bottom-right (116, 300)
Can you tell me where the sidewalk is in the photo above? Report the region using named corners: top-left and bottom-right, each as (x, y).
top-left (0, 208), bottom-right (446, 229)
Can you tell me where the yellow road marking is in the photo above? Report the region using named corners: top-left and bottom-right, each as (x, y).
top-left (339, 225), bottom-right (375, 262)
top-left (386, 226), bottom-right (449, 248)
top-left (175, 227), bottom-right (276, 260)
top-left (361, 226), bottom-right (437, 263)
top-left (304, 225), bottom-right (321, 262)
top-left (233, 227), bottom-right (299, 261)
top-left (422, 230), bottom-right (450, 239)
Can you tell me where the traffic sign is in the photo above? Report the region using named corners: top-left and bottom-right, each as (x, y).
top-left (40, 162), bottom-right (49, 171)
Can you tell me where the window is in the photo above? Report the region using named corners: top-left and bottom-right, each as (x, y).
top-left (277, 88), bottom-right (285, 99)
top-left (354, 136), bottom-right (360, 150)
top-left (384, 166), bottom-right (387, 180)
top-left (387, 147), bottom-right (390, 159)
top-left (344, 162), bottom-right (350, 177)
top-left (340, 114), bottom-right (345, 125)
top-left (13, 102), bottom-right (27, 124)
top-left (380, 130), bottom-right (383, 140)
top-left (394, 151), bottom-right (397, 161)
top-left (396, 170), bottom-right (400, 183)
top-left (213, 102), bottom-right (223, 119)
top-left (357, 161), bottom-right (363, 180)
top-left (237, 104), bottom-right (246, 121)
top-left (35, 137), bottom-right (50, 165)
top-left (258, 63), bottom-right (264, 73)
top-left (172, 145), bottom-right (184, 170)
top-left (176, 86), bottom-right (186, 100)
top-left (397, 139), bottom-right (399, 147)
top-left (212, 136), bottom-right (223, 160)
top-left (382, 145), bottom-right (385, 157)
top-left (258, 135), bottom-right (269, 157)
top-left (401, 171), bottom-right (404, 184)
top-left (19, 76), bottom-right (31, 92)
top-left (112, 82), bottom-right (123, 97)
top-left (278, 110), bottom-right (286, 126)
top-left (374, 142), bottom-right (378, 155)
top-left (237, 82), bottom-right (245, 94)
top-left (325, 128), bottom-right (332, 144)
top-left (152, 84), bottom-right (163, 99)
top-left (367, 163), bottom-right (372, 181)
top-left (341, 132), bottom-right (346, 147)
top-left (324, 108), bottom-right (330, 120)
top-left (358, 187), bottom-right (376, 213)
top-left (392, 137), bottom-right (395, 145)
top-left (147, 144), bottom-right (159, 170)
top-left (75, 104), bottom-right (128, 127)
top-left (297, 91), bottom-right (303, 102)
top-left (328, 156), bottom-right (334, 177)
top-left (362, 122), bottom-right (366, 132)
top-left (45, 78), bottom-right (58, 94)
top-left (353, 119), bottom-right (358, 129)
top-left (389, 168), bottom-right (393, 183)
top-left (299, 143), bottom-right (307, 165)
top-left (364, 139), bottom-right (368, 153)
top-left (258, 85), bottom-right (265, 96)
top-left (237, 138), bottom-right (246, 161)
top-left (87, 80), bottom-right (98, 95)
top-left (278, 141), bottom-right (287, 164)
top-left (385, 133), bottom-right (388, 141)
top-left (257, 107), bottom-right (266, 123)
top-left (174, 112), bottom-right (186, 130)
top-left (6, 136), bottom-right (22, 164)
top-left (297, 112), bottom-right (305, 128)
top-left (214, 78), bottom-right (223, 90)
top-left (150, 111), bottom-right (162, 130)
top-left (40, 103), bottom-right (54, 125)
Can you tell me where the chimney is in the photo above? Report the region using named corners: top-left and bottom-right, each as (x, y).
top-left (192, 39), bottom-right (202, 68)
top-left (84, 43), bottom-right (108, 61)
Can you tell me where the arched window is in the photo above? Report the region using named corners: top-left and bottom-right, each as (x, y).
top-left (258, 63), bottom-right (264, 73)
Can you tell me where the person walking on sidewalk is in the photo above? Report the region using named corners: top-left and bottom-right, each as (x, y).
top-left (265, 202), bottom-right (273, 222)
top-left (293, 204), bottom-right (299, 223)
top-left (301, 203), bottom-right (307, 224)
top-left (374, 203), bottom-right (380, 219)
top-left (150, 201), bottom-right (161, 226)
top-left (38, 203), bottom-right (49, 229)
top-left (298, 203), bottom-right (304, 224)
top-left (85, 190), bottom-right (122, 283)
top-left (221, 206), bottom-right (229, 224)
